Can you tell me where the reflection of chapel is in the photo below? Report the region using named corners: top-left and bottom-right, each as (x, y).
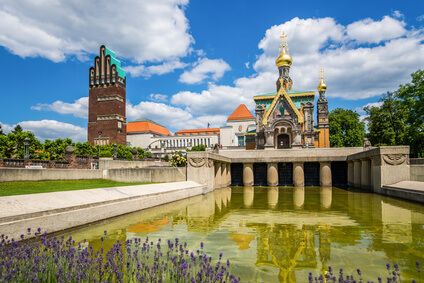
top-left (251, 33), bottom-right (330, 149)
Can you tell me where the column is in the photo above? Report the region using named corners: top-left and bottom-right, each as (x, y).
top-left (319, 161), bottom-right (332, 187)
top-left (361, 158), bottom-right (371, 190)
top-left (293, 162), bottom-right (304, 187)
top-left (243, 187), bottom-right (254, 207)
top-left (320, 187), bottom-right (332, 209)
top-left (347, 161), bottom-right (354, 187)
top-left (353, 160), bottom-right (361, 188)
top-left (243, 163), bottom-right (254, 186)
top-left (267, 188), bottom-right (279, 209)
top-left (267, 162), bottom-right (278, 186)
top-left (226, 163), bottom-right (231, 186)
top-left (221, 163), bottom-right (226, 188)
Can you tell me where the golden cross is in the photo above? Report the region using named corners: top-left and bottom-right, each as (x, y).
top-left (319, 68), bottom-right (325, 80)
top-left (280, 32), bottom-right (287, 45)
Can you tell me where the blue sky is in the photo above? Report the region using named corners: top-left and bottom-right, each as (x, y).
top-left (1, 0), bottom-right (423, 142)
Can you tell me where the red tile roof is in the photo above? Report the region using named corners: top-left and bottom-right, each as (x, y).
top-left (127, 120), bottom-right (171, 136)
top-left (174, 128), bottom-right (220, 135)
top-left (227, 104), bottom-right (255, 121)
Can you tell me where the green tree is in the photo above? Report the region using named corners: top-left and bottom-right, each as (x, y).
top-left (75, 141), bottom-right (96, 156)
top-left (187, 144), bottom-right (206, 151)
top-left (397, 69), bottom-right (424, 157)
top-left (329, 108), bottom-right (365, 147)
top-left (365, 92), bottom-right (407, 147)
top-left (0, 124), bottom-right (4, 135)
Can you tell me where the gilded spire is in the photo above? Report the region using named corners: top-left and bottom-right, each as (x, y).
top-left (317, 68), bottom-right (327, 92)
top-left (276, 32), bottom-right (292, 67)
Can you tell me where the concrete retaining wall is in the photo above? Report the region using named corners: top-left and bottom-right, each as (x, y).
top-left (0, 168), bottom-right (103, 182)
top-left (99, 158), bottom-right (170, 169)
top-left (107, 167), bottom-right (186, 183)
top-left (0, 167), bottom-right (186, 183)
top-left (411, 165), bottom-right (424, 182)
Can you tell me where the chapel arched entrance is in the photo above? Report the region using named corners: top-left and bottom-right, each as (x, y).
top-left (277, 134), bottom-right (290, 149)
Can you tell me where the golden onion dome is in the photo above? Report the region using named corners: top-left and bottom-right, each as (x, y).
top-left (276, 47), bottom-right (292, 67)
top-left (317, 79), bottom-right (327, 91)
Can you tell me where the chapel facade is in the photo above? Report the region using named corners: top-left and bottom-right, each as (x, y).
top-left (253, 34), bottom-right (330, 149)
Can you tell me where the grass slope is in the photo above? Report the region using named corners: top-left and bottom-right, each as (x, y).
top-left (0, 179), bottom-right (151, 197)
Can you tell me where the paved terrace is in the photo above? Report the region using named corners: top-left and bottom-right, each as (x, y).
top-left (0, 181), bottom-right (206, 240)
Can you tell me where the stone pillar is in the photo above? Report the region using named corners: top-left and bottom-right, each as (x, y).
top-left (347, 161), bottom-right (354, 187)
top-left (267, 162), bottom-right (278, 186)
top-left (293, 162), bottom-right (304, 187)
top-left (214, 162), bottom-right (221, 189)
top-left (319, 162), bottom-right (332, 187)
top-left (353, 160), bottom-right (361, 188)
top-left (361, 158), bottom-right (371, 190)
top-left (243, 163), bottom-right (254, 186)
top-left (221, 163), bottom-right (226, 188)
top-left (226, 163), bottom-right (231, 186)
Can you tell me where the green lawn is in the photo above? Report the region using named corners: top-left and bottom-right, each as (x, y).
top-left (0, 179), bottom-right (152, 196)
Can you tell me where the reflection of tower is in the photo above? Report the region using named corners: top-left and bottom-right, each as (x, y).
top-left (267, 188), bottom-right (279, 209)
top-left (316, 69), bottom-right (330, 148)
top-left (293, 187), bottom-right (305, 208)
top-left (275, 32), bottom-right (293, 92)
top-left (318, 227), bottom-right (331, 269)
top-left (88, 45), bottom-right (127, 146)
top-left (243, 187), bottom-right (254, 207)
top-left (320, 187), bottom-right (332, 209)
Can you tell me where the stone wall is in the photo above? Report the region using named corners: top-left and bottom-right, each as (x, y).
top-left (107, 167), bottom-right (186, 183)
top-left (411, 165), bottom-right (424, 182)
top-left (99, 158), bottom-right (170, 169)
top-left (0, 168), bottom-right (103, 182)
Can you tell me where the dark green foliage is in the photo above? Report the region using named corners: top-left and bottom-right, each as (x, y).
top-left (0, 124), bottom-right (4, 135)
top-left (329, 108), bottom-right (365, 147)
top-left (187, 144), bottom-right (206, 151)
top-left (164, 154), bottom-right (169, 162)
top-left (365, 69), bottom-right (424, 157)
top-left (365, 92), bottom-right (406, 147)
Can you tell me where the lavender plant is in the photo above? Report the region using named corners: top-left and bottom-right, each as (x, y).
top-left (308, 263), bottom-right (422, 283)
top-left (0, 229), bottom-right (240, 282)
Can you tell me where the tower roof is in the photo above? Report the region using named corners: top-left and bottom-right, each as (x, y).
top-left (127, 118), bottom-right (171, 136)
top-left (227, 104), bottom-right (255, 121)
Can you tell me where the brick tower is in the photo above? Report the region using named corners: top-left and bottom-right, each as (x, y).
top-left (88, 45), bottom-right (127, 146)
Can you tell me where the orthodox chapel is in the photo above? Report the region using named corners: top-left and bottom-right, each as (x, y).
top-left (251, 33), bottom-right (330, 149)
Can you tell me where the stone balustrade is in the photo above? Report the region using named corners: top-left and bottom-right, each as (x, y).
top-left (346, 146), bottom-right (410, 193)
top-left (187, 146), bottom-right (411, 193)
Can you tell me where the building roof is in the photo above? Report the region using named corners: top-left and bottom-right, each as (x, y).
top-left (105, 46), bottom-right (126, 79)
top-left (174, 128), bottom-right (220, 135)
top-left (253, 90), bottom-right (315, 100)
top-left (127, 118), bottom-right (171, 136)
top-left (227, 104), bottom-right (255, 121)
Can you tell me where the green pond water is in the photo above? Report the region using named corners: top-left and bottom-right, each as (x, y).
top-left (59, 187), bottom-right (424, 282)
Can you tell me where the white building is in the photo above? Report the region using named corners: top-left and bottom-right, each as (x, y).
top-left (126, 104), bottom-right (255, 156)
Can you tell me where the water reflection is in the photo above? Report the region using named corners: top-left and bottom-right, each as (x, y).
top-left (60, 187), bottom-right (424, 282)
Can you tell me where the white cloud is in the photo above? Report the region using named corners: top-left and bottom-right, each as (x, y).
top-left (392, 10), bottom-right (404, 19)
top-left (417, 15), bottom-right (424, 22)
top-left (355, 102), bottom-right (383, 114)
top-left (31, 97), bottom-right (88, 119)
top-left (125, 60), bottom-right (188, 78)
top-left (149, 94), bottom-right (168, 102)
top-left (179, 58), bottom-right (231, 84)
top-left (245, 62), bottom-right (250, 69)
top-left (0, 122), bottom-right (13, 134)
top-left (168, 15), bottom-right (424, 118)
top-left (346, 16), bottom-right (406, 44)
top-left (126, 100), bottom-right (226, 131)
top-left (0, 120), bottom-right (86, 141)
top-left (0, 0), bottom-right (192, 63)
